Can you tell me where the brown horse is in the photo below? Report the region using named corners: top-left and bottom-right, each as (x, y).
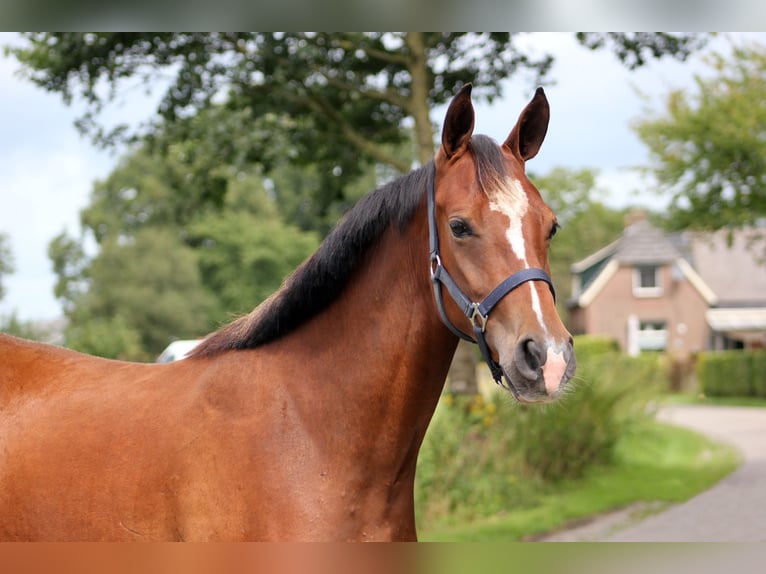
top-left (0, 85), bottom-right (574, 541)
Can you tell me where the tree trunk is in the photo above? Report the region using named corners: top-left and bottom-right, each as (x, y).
top-left (405, 32), bottom-right (437, 167)
top-left (446, 340), bottom-right (479, 395)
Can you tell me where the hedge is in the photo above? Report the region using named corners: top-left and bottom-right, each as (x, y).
top-left (571, 335), bottom-right (620, 362)
top-left (698, 350), bottom-right (766, 398)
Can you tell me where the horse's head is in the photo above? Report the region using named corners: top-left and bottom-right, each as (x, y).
top-left (432, 84), bottom-right (575, 403)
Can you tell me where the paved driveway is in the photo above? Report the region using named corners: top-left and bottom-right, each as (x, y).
top-left (542, 404), bottom-right (766, 542)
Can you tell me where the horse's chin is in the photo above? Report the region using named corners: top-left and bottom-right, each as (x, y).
top-left (501, 367), bottom-right (559, 404)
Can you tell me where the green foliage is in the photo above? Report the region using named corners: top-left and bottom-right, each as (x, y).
top-left (64, 228), bottom-right (217, 359)
top-left (531, 167), bottom-right (625, 311)
top-left (82, 148), bottom-right (198, 241)
top-left (11, 33), bottom-right (707, 132)
top-left (144, 106), bottom-right (354, 232)
top-left (9, 33), bottom-right (553, 187)
top-left (415, 345), bottom-right (662, 527)
top-left (415, 394), bottom-right (544, 526)
top-left (0, 311), bottom-right (50, 341)
top-left (20, 32), bottom-right (530, 109)
top-left (0, 233), bottom-right (14, 301)
top-left (422, 422), bottom-right (738, 541)
top-left (188, 209), bottom-right (319, 318)
top-left (515, 351), bottom-right (662, 482)
top-left (13, 33), bottom-right (706, 362)
top-left (531, 166), bottom-right (602, 225)
top-left (634, 40), bottom-right (766, 231)
top-left (753, 352), bottom-right (766, 398)
top-left (571, 334), bottom-right (621, 360)
top-left (64, 314), bottom-right (145, 361)
top-left (48, 231), bottom-right (89, 312)
top-left (10, 32), bottom-right (709, 192)
top-left (51, 128), bottom-right (320, 359)
top-left (699, 350), bottom-right (766, 398)
top-left (576, 33), bottom-right (709, 69)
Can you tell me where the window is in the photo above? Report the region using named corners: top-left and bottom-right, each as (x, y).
top-left (637, 320), bottom-right (668, 351)
top-left (633, 265), bottom-right (662, 297)
top-left (637, 266), bottom-right (658, 288)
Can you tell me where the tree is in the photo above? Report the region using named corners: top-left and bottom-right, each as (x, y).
top-left (11, 32), bottom-right (710, 389)
top-left (64, 314), bottom-right (145, 361)
top-left (634, 41), bottom-right (766, 233)
top-left (0, 233), bottom-right (13, 303)
top-left (48, 230), bottom-right (89, 315)
top-left (576, 33), bottom-right (709, 70)
top-left (531, 167), bottom-right (625, 315)
top-left (10, 32), bottom-right (708, 215)
top-left (51, 140), bottom-right (320, 359)
top-left (186, 179), bottom-right (320, 318)
top-left (65, 228), bottom-right (218, 359)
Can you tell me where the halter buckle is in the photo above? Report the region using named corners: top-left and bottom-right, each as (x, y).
top-left (469, 303), bottom-right (488, 332)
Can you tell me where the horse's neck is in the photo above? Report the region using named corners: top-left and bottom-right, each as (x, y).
top-left (278, 219), bottom-right (457, 452)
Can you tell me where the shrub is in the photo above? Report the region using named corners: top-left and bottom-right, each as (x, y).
top-left (414, 393), bottom-right (545, 527)
top-left (571, 335), bottom-right (620, 362)
top-left (698, 350), bottom-right (764, 398)
top-left (752, 351), bottom-right (766, 398)
top-left (415, 343), bottom-right (662, 527)
top-left (514, 351), bottom-right (662, 481)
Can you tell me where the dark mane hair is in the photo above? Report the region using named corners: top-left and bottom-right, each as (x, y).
top-left (191, 135), bottom-right (507, 357)
top-left (191, 161), bottom-right (434, 357)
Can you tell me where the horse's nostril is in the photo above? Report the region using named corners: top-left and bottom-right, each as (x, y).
top-left (525, 338), bottom-right (545, 370)
top-left (515, 337), bottom-right (546, 378)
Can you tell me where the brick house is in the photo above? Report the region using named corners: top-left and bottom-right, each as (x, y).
top-left (568, 216), bottom-right (766, 355)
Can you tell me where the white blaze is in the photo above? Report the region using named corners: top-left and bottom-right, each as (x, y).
top-left (543, 348), bottom-right (567, 395)
top-left (488, 177), bottom-right (547, 333)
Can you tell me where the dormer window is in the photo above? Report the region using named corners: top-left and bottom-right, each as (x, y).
top-left (633, 265), bottom-right (662, 297)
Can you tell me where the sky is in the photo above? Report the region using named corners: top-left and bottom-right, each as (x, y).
top-left (0, 32), bottom-right (763, 323)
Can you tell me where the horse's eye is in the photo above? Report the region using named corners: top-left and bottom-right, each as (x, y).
top-left (548, 223), bottom-right (560, 241)
top-left (449, 219), bottom-right (472, 238)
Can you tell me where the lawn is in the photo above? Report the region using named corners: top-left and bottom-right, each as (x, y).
top-left (419, 420), bottom-right (740, 541)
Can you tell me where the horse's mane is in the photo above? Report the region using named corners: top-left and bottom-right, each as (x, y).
top-left (191, 135), bottom-right (506, 357)
top-left (190, 162), bottom-right (432, 356)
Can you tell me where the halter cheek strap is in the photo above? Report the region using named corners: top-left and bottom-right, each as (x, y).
top-left (427, 168), bottom-right (556, 389)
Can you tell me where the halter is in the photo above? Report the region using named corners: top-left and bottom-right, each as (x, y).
top-left (427, 167), bottom-right (556, 390)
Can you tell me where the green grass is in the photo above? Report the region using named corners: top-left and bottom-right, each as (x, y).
top-left (419, 421), bottom-right (740, 541)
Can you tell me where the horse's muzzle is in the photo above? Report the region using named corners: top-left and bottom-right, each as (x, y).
top-left (503, 337), bottom-right (576, 403)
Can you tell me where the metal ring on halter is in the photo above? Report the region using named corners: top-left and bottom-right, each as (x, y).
top-left (469, 303), bottom-right (488, 332)
top-left (429, 254), bottom-right (441, 279)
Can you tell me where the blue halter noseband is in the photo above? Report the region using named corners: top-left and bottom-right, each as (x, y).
top-left (427, 168), bottom-right (556, 389)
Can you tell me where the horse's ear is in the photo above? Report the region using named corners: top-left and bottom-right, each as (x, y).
top-left (504, 87), bottom-right (549, 162)
top-left (441, 83), bottom-right (475, 160)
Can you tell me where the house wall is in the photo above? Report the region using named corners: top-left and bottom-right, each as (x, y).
top-left (576, 264), bottom-right (709, 356)
top-left (568, 305), bottom-right (587, 335)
